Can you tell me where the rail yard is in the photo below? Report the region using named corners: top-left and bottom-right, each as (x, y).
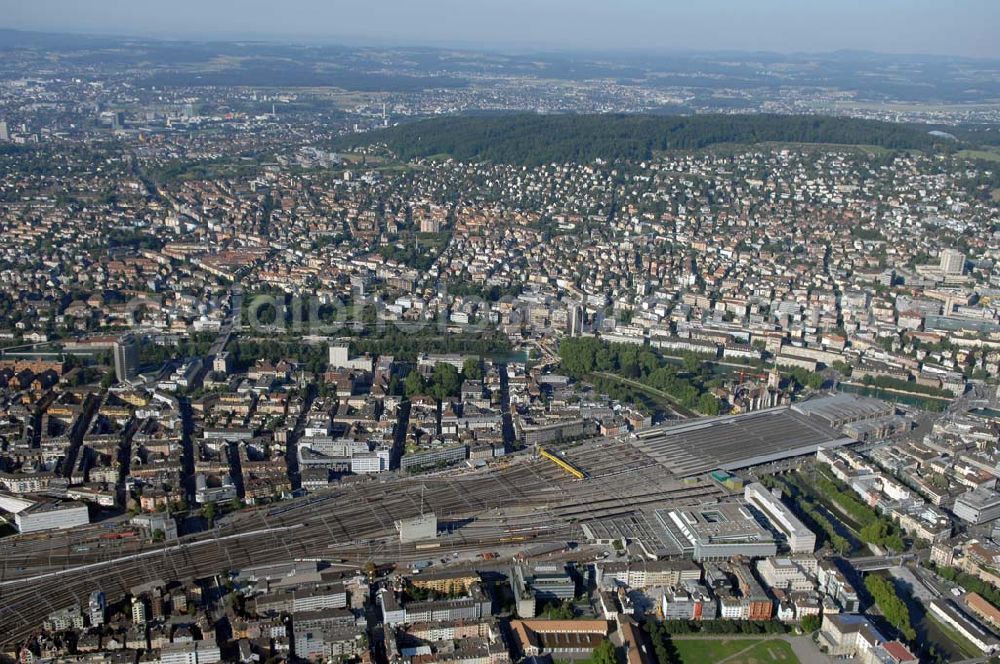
top-left (0, 438), bottom-right (725, 649)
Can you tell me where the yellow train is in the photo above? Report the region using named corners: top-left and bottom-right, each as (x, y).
top-left (538, 446), bottom-right (587, 480)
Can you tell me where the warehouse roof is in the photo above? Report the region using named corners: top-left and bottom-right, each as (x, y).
top-left (791, 393), bottom-right (893, 426)
top-left (632, 406), bottom-right (853, 476)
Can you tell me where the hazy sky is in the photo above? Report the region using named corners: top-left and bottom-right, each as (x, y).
top-left (3, 0), bottom-right (998, 58)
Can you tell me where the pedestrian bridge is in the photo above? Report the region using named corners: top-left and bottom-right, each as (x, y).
top-left (849, 554), bottom-right (914, 572)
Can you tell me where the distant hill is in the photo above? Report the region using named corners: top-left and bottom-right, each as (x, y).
top-left (333, 113), bottom-right (947, 165)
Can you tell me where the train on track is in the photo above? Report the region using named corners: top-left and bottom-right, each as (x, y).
top-left (537, 446), bottom-right (587, 480)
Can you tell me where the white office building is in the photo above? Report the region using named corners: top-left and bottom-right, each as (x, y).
top-left (159, 642), bottom-right (222, 664)
top-left (14, 500), bottom-right (90, 534)
top-left (745, 483), bottom-right (816, 553)
top-left (954, 488), bottom-right (1000, 524)
top-left (351, 449), bottom-right (390, 474)
top-left (939, 248), bottom-right (966, 276)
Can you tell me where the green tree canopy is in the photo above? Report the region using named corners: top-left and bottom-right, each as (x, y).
top-left (698, 393), bottom-right (721, 416)
top-left (462, 357), bottom-right (483, 380)
top-left (430, 362), bottom-right (461, 400)
top-left (865, 575), bottom-right (916, 642)
top-left (404, 370), bottom-right (426, 397)
top-left (589, 640), bottom-right (617, 664)
top-left (801, 614), bottom-right (821, 633)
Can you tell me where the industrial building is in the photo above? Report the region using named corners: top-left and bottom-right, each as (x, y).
top-left (632, 403), bottom-right (854, 477)
top-left (659, 502), bottom-right (777, 561)
top-left (791, 393), bottom-right (908, 442)
top-left (744, 482), bottom-right (816, 553)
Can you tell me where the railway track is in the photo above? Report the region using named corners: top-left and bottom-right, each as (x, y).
top-left (0, 443), bottom-right (714, 649)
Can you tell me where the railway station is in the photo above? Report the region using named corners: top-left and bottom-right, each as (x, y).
top-left (631, 402), bottom-right (855, 477)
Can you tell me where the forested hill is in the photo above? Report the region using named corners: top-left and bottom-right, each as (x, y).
top-left (334, 113), bottom-right (947, 165)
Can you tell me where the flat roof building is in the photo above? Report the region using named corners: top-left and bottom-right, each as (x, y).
top-left (400, 444), bottom-right (468, 472)
top-left (633, 406), bottom-right (853, 477)
top-left (928, 598), bottom-right (999, 655)
top-left (159, 641), bottom-right (222, 664)
top-left (511, 563), bottom-right (577, 618)
top-left (745, 483), bottom-right (816, 553)
top-left (396, 512), bottom-right (437, 543)
top-left (14, 500), bottom-right (89, 534)
top-left (596, 560), bottom-right (701, 589)
top-left (113, 333), bottom-right (140, 383)
top-left (954, 488), bottom-right (1000, 525)
top-left (659, 502), bottom-right (777, 561)
top-left (791, 393), bottom-right (894, 429)
top-left (940, 248), bottom-right (966, 276)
